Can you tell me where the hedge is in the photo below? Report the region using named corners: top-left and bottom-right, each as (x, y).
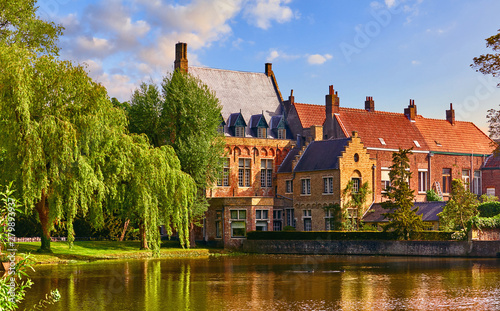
top-left (477, 201), bottom-right (500, 218)
top-left (246, 231), bottom-right (454, 241)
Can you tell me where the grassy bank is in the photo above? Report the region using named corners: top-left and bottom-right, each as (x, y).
top-left (15, 240), bottom-right (214, 264)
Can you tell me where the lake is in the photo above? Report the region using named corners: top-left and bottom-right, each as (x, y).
top-left (18, 255), bottom-right (500, 310)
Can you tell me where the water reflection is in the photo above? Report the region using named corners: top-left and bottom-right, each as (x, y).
top-left (19, 256), bottom-right (500, 310)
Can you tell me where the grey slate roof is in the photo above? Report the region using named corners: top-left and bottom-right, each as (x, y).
top-left (294, 138), bottom-right (351, 172)
top-left (363, 201), bottom-right (446, 223)
top-left (189, 66), bottom-right (283, 125)
top-left (277, 147), bottom-right (301, 173)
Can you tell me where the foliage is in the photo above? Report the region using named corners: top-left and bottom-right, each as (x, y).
top-left (477, 201), bottom-right (500, 218)
top-left (129, 70), bottom-right (225, 245)
top-left (0, 0), bottom-right (63, 55)
top-left (0, 184), bottom-right (60, 310)
top-left (341, 181), bottom-right (371, 230)
top-left (469, 214), bottom-right (500, 230)
top-left (471, 29), bottom-right (500, 144)
top-left (0, 45), bottom-right (196, 252)
top-left (479, 193), bottom-right (499, 203)
top-left (382, 148), bottom-right (426, 240)
top-left (323, 203), bottom-right (342, 230)
top-left (283, 226), bottom-right (296, 232)
top-left (438, 179), bottom-right (479, 231)
top-left (426, 189), bottom-right (443, 201)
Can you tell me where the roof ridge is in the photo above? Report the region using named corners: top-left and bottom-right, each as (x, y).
top-left (190, 65), bottom-right (266, 75)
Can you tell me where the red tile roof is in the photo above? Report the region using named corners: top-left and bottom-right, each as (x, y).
top-left (484, 153), bottom-right (500, 168)
top-left (414, 116), bottom-right (495, 154)
top-left (292, 103), bottom-right (496, 154)
top-left (293, 102), bottom-right (325, 128)
top-left (338, 108), bottom-right (429, 150)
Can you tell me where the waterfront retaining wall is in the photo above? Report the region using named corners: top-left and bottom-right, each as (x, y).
top-left (242, 240), bottom-right (500, 258)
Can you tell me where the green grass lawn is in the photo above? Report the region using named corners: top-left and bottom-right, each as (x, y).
top-left (15, 240), bottom-right (212, 264)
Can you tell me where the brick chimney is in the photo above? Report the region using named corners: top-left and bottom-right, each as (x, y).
top-left (283, 89), bottom-right (294, 116)
top-left (325, 85), bottom-right (340, 116)
top-left (404, 99), bottom-right (417, 121)
top-left (365, 96), bottom-right (375, 112)
top-left (310, 125), bottom-right (323, 141)
top-left (174, 42), bottom-right (188, 73)
top-left (446, 103), bottom-right (455, 125)
top-left (265, 63), bottom-right (273, 77)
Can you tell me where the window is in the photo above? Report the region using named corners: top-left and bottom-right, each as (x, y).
top-left (442, 168), bottom-right (451, 194)
top-left (257, 127), bottom-right (267, 138)
top-left (217, 158), bottom-right (230, 187)
top-left (235, 126), bottom-right (245, 137)
top-left (303, 210), bottom-right (312, 231)
top-left (301, 179), bottom-right (311, 195)
top-left (462, 169), bottom-right (470, 186)
top-left (486, 188), bottom-right (496, 197)
top-left (347, 208), bottom-right (358, 227)
top-left (286, 209), bottom-right (295, 228)
top-left (285, 180), bottom-right (293, 193)
top-left (381, 169), bottom-right (390, 192)
top-left (277, 128), bottom-right (286, 139)
top-left (414, 140), bottom-right (421, 148)
top-left (352, 177), bottom-right (361, 193)
top-left (473, 170), bottom-right (481, 195)
top-left (273, 210), bottom-right (283, 231)
top-left (230, 210), bottom-right (246, 238)
top-left (323, 177), bottom-right (334, 194)
top-left (354, 153), bottom-right (359, 162)
top-left (261, 159), bottom-right (273, 188)
top-left (255, 210), bottom-right (269, 231)
top-left (215, 210), bottom-right (223, 238)
top-left (378, 138), bottom-right (386, 145)
top-left (418, 170), bottom-right (428, 193)
top-left (238, 158), bottom-right (251, 187)
top-left (325, 209), bottom-right (335, 230)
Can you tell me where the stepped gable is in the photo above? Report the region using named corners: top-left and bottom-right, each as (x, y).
top-left (414, 116), bottom-right (496, 154)
top-left (294, 138), bottom-right (351, 172)
top-left (189, 66), bottom-right (282, 124)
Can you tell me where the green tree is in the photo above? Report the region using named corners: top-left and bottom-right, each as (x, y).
top-left (0, 0), bottom-right (63, 55)
top-left (341, 180), bottom-right (370, 230)
top-left (471, 29), bottom-right (500, 147)
top-left (438, 179), bottom-right (479, 231)
top-left (0, 46), bottom-right (196, 252)
top-left (129, 70), bottom-right (225, 246)
top-left (382, 148), bottom-right (425, 240)
top-left (426, 189), bottom-right (443, 202)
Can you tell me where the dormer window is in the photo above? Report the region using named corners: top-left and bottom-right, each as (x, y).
top-left (250, 113), bottom-right (269, 139)
top-left (277, 128), bottom-right (286, 139)
top-left (270, 115), bottom-right (287, 139)
top-left (235, 126), bottom-right (245, 137)
top-left (228, 112), bottom-right (247, 137)
top-left (218, 114), bottom-right (226, 135)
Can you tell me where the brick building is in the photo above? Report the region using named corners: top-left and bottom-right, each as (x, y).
top-left (276, 131), bottom-right (376, 231)
top-left (482, 153), bottom-right (500, 197)
top-left (173, 43), bottom-right (294, 247)
top-left (284, 86), bottom-right (496, 205)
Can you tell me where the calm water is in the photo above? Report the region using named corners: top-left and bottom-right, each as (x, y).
top-left (18, 255), bottom-right (500, 311)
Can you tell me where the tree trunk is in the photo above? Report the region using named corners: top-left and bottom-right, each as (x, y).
top-left (35, 190), bottom-right (52, 253)
top-left (119, 219), bottom-right (130, 242)
top-left (189, 222), bottom-right (196, 248)
top-left (139, 222), bottom-right (148, 250)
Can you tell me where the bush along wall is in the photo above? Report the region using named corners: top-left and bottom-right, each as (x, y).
top-left (246, 231), bottom-right (454, 241)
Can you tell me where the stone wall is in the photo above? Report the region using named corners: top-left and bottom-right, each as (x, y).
top-left (242, 239), bottom-right (500, 257)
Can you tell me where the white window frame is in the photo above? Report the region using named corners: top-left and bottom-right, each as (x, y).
top-left (301, 178), bottom-right (311, 195)
top-left (285, 180), bottom-right (293, 194)
top-left (381, 168), bottom-right (390, 193)
top-left (277, 128), bottom-right (286, 139)
top-left (418, 169), bottom-right (428, 193)
top-left (235, 126), bottom-right (245, 137)
top-left (260, 159), bottom-right (273, 188)
top-left (238, 158), bottom-right (251, 187)
top-left (323, 177), bottom-right (334, 194)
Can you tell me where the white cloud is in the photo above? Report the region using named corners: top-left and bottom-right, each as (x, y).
top-left (307, 54), bottom-right (333, 65)
top-left (385, 0), bottom-right (396, 8)
top-left (76, 36), bottom-right (113, 58)
top-left (411, 60), bottom-right (421, 66)
top-left (267, 50), bottom-right (280, 62)
top-left (244, 0), bottom-right (295, 30)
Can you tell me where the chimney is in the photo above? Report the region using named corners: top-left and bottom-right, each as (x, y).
top-left (446, 103), bottom-right (455, 125)
top-left (365, 96), bottom-right (375, 112)
top-left (325, 85), bottom-right (340, 116)
top-left (284, 89), bottom-right (294, 116)
top-left (404, 99), bottom-right (417, 121)
top-left (265, 63), bottom-right (273, 77)
top-left (174, 42), bottom-right (188, 73)
top-left (310, 125), bottom-right (323, 141)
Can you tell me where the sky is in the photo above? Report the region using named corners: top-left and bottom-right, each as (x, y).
top-left (37, 0), bottom-right (500, 134)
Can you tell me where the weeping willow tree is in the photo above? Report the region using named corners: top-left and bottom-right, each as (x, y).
top-left (0, 44), bottom-right (196, 252)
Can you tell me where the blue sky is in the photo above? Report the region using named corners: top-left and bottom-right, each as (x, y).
top-left (38, 0), bottom-right (500, 133)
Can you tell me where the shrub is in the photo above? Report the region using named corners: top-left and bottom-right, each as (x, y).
top-left (426, 189), bottom-right (443, 201)
top-left (477, 201), bottom-right (500, 218)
